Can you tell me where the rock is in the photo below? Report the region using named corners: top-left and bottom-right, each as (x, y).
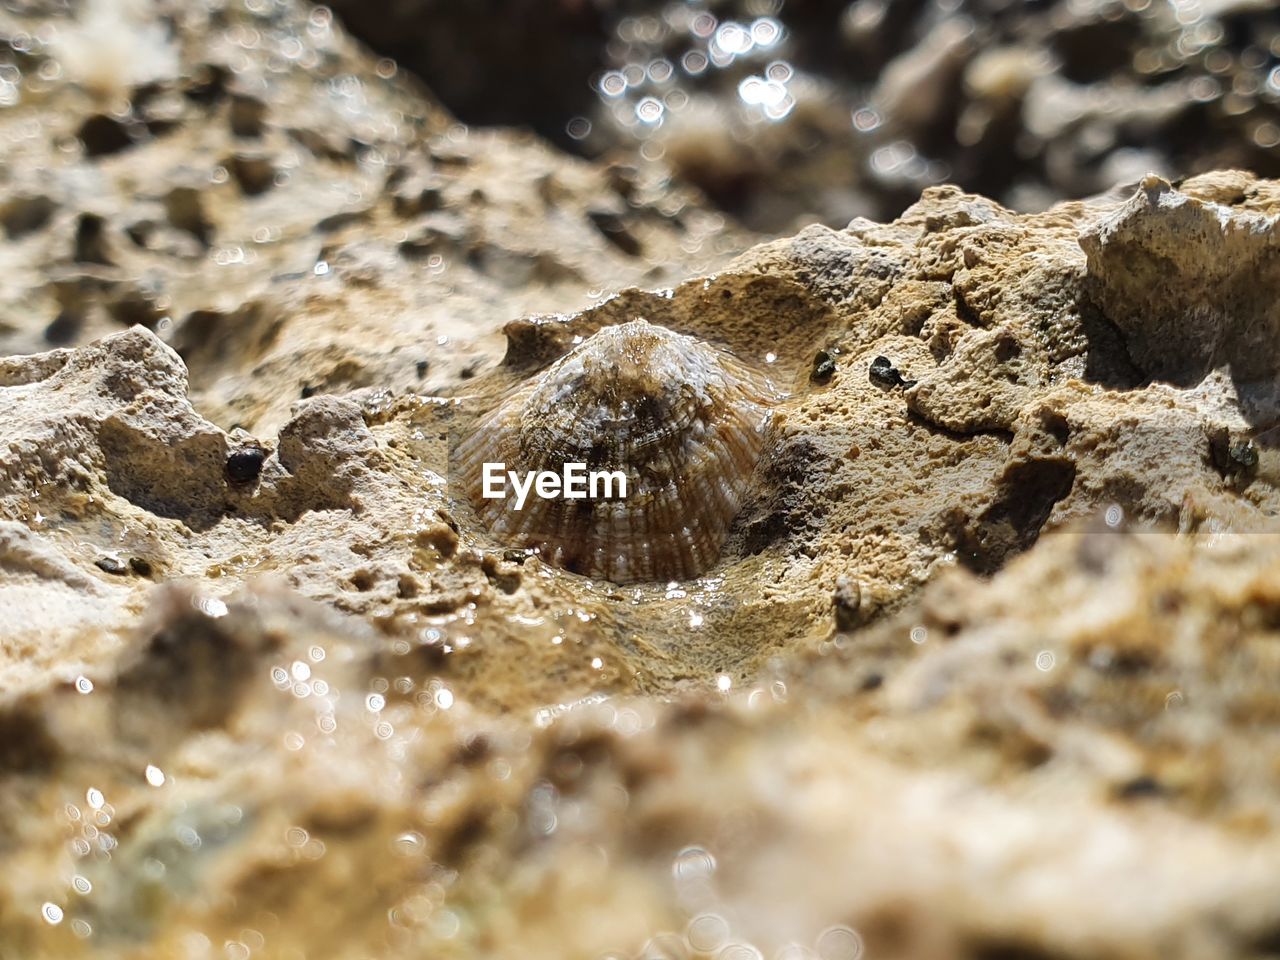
top-left (1081, 173), bottom-right (1280, 386)
top-left (1, 0), bottom-right (1279, 956)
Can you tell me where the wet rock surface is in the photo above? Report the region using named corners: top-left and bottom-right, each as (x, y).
top-left (2, 1), bottom-right (1280, 960)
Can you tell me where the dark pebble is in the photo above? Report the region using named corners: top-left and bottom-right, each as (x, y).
top-left (225, 446), bottom-right (267, 483)
top-left (811, 350), bottom-right (837, 384)
top-left (1209, 428), bottom-right (1260, 480)
top-left (869, 355), bottom-right (914, 389)
top-left (94, 554), bottom-right (128, 575)
top-left (1229, 440), bottom-right (1259, 471)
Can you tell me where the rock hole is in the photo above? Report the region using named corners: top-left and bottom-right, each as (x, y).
top-left (77, 114), bottom-right (137, 157)
top-left (164, 186), bottom-right (214, 246)
top-left (73, 213), bottom-right (113, 265)
top-left (1, 194), bottom-right (56, 239)
top-left (1037, 408), bottom-right (1070, 446)
top-left (44, 311), bottom-right (83, 345)
top-left (994, 334), bottom-right (1021, 363)
top-left (587, 210), bottom-right (642, 257)
top-left (227, 153), bottom-right (277, 196)
top-left (951, 458), bottom-right (1076, 575)
top-left (183, 63), bottom-right (229, 104)
top-left (229, 93), bottom-right (268, 138)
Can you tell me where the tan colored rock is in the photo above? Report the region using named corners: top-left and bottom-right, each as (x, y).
top-left (3, 2), bottom-right (1280, 959)
top-left (1081, 173), bottom-right (1280, 386)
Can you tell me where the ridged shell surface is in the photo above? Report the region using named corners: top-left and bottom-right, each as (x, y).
top-left (456, 320), bottom-right (778, 583)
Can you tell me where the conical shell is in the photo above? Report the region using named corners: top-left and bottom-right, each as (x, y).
top-left (456, 320), bottom-right (778, 583)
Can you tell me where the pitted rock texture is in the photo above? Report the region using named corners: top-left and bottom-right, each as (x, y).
top-left (2, 169), bottom-right (1280, 960)
top-left (0, 0), bottom-right (751, 437)
top-left (3, 4), bottom-right (1280, 960)
top-left (1081, 173), bottom-right (1280, 387)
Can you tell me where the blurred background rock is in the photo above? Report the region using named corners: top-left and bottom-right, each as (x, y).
top-left (327, 0), bottom-right (1280, 231)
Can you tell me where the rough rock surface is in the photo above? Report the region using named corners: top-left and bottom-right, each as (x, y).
top-left (4, 162), bottom-right (1280, 956)
top-left (1082, 172), bottom-right (1280, 387)
top-left (3, 2), bottom-right (1280, 960)
top-left (0, 0), bottom-right (748, 433)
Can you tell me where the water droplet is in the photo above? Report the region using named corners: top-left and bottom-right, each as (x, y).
top-left (41, 902), bottom-right (64, 924)
top-left (636, 96), bottom-right (665, 124)
top-left (648, 59), bottom-right (674, 83)
top-left (145, 765), bottom-right (165, 787)
top-left (852, 107), bottom-right (882, 132)
top-left (600, 71), bottom-right (627, 97)
top-left (715, 22), bottom-right (753, 56)
top-left (751, 18), bottom-right (782, 47)
top-left (687, 914), bottom-right (730, 952)
top-left (672, 845), bottom-right (717, 881)
top-left (197, 596), bottom-right (228, 618)
top-left (394, 831), bottom-right (425, 856)
top-left (718, 944), bottom-right (763, 960)
top-left (682, 50), bottom-right (709, 75)
top-left (816, 926), bottom-right (864, 960)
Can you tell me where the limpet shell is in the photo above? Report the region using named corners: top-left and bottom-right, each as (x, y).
top-left (456, 319), bottom-right (779, 583)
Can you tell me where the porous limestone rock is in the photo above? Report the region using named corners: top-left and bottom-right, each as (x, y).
top-left (2, 2), bottom-right (1280, 959)
top-left (1081, 173), bottom-right (1280, 387)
